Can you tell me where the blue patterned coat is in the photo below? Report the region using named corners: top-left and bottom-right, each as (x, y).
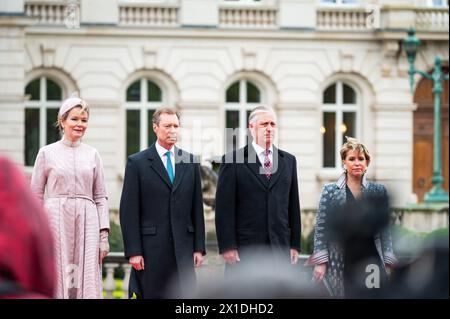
top-left (307, 173), bottom-right (397, 298)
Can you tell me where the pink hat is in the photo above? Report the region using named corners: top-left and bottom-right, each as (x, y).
top-left (58, 97), bottom-right (88, 118)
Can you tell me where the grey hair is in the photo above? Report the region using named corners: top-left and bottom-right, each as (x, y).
top-left (152, 107), bottom-right (180, 125)
top-left (248, 106), bottom-right (276, 125)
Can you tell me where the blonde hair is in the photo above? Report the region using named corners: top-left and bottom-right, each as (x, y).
top-left (340, 136), bottom-right (371, 166)
top-left (56, 103), bottom-right (89, 133)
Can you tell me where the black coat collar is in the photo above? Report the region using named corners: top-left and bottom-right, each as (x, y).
top-left (243, 144), bottom-right (285, 189)
top-left (147, 143), bottom-right (189, 192)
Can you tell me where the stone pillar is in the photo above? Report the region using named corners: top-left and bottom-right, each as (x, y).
top-left (81, 0), bottom-right (118, 25)
top-left (0, 3), bottom-right (29, 164)
top-left (279, 0), bottom-right (315, 29)
top-left (180, 0), bottom-right (218, 27)
top-left (0, 0), bottom-right (24, 13)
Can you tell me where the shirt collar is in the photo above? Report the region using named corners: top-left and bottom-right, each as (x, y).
top-left (336, 171), bottom-right (369, 189)
top-left (155, 141), bottom-right (175, 158)
top-left (251, 141), bottom-right (273, 156)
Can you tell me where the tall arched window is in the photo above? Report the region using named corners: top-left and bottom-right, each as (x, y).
top-left (24, 76), bottom-right (62, 166)
top-left (224, 79), bottom-right (261, 151)
top-left (125, 78), bottom-right (162, 157)
top-left (321, 81), bottom-right (358, 168)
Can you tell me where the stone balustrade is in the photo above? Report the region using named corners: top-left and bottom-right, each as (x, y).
top-left (316, 7), bottom-right (369, 30)
top-left (23, 1), bottom-right (448, 33)
top-left (415, 7), bottom-right (449, 32)
top-left (102, 252), bottom-right (131, 299)
top-left (118, 3), bottom-right (179, 27)
top-left (219, 4), bottom-right (278, 29)
top-left (24, 1), bottom-right (67, 25)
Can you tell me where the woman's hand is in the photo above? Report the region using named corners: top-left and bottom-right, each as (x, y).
top-left (99, 230), bottom-right (110, 263)
top-left (313, 263), bottom-right (327, 282)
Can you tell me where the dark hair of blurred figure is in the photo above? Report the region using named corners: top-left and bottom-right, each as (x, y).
top-left (0, 157), bottom-right (55, 298)
top-left (183, 248), bottom-right (329, 299)
top-left (387, 233), bottom-right (449, 299)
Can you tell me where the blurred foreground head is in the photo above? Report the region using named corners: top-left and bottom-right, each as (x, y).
top-left (326, 192), bottom-right (448, 299)
top-left (181, 248), bottom-right (329, 299)
top-left (0, 157), bottom-right (55, 298)
top-left (327, 192), bottom-right (391, 243)
top-left (388, 234), bottom-right (449, 299)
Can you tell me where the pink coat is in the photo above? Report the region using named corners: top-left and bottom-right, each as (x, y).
top-left (31, 139), bottom-right (109, 299)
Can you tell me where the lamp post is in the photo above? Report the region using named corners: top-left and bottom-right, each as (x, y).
top-left (403, 28), bottom-right (449, 203)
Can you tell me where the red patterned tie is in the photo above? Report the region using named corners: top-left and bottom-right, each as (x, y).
top-left (264, 149), bottom-right (272, 179)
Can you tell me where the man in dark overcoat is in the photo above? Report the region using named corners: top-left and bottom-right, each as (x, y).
top-left (120, 108), bottom-right (205, 298)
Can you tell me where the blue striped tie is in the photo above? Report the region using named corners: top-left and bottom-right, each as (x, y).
top-left (165, 151), bottom-right (174, 184)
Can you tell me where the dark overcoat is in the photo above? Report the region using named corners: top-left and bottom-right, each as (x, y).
top-left (120, 144), bottom-right (205, 298)
top-left (215, 145), bottom-right (301, 265)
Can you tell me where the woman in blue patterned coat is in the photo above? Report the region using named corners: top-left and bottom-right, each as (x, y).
top-left (306, 137), bottom-right (397, 298)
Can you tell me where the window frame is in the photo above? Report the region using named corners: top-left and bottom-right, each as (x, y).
top-left (318, 0), bottom-right (359, 7)
top-left (124, 78), bottom-right (164, 153)
top-left (427, 0), bottom-right (448, 7)
top-left (321, 80), bottom-right (360, 169)
top-left (224, 79), bottom-right (262, 150)
top-left (24, 76), bottom-right (63, 166)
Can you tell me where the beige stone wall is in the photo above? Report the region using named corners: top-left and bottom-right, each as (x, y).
top-left (0, 0), bottom-right (448, 211)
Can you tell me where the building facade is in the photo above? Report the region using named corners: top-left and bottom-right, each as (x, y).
top-left (0, 0), bottom-right (448, 212)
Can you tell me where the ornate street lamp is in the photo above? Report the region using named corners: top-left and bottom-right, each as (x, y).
top-left (403, 28), bottom-right (449, 203)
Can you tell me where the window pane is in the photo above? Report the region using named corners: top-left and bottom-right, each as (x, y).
top-left (46, 79), bottom-right (62, 101)
top-left (343, 84), bottom-right (356, 104)
top-left (148, 81), bottom-right (162, 102)
top-left (323, 84), bottom-right (336, 104)
top-left (323, 112), bottom-right (336, 168)
top-left (226, 82), bottom-right (239, 103)
top-left (431, 0), bottom-right (445, 6)
top-left (342, 112), bottom-right (356, 141)
top-left (226, 110), bottom-right (239, 152)
top-left (246, 81), bottom-right (260, 103)
top-left (147, 109), bottom-right (157, 146)
top-left (25, 108), bottom-right (40, 166)
top-left (126, 110), bottom-right (140, 157)
top-left (126, 80), bottom-right (141, 102)
top-left (46, 108), bottom-right (60, 144)
top-left (246, 110), bottom-right (252, 125)
top-left (246, 110), bottom-right (252, 143)
top-left (25, 79), bottom-right (40, 101)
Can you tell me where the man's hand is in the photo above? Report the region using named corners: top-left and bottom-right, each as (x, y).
top-left (193, 252), bottom-right (203, 268)
top-left (221, 249), bottom-right (240, 265)
top-left (129, 255), bottom-right (145, 271)
top-left (313, 263), bottom-right (327, 282)
top-left (290, 248), bottom-right (299, 265)
top-left (385, 264), bottom-right (394, 277)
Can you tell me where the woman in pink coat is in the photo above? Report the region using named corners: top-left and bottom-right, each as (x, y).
top-left (31, 97), bottom-right (110, 299)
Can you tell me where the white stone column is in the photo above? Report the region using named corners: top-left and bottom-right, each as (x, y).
top-left (279, 0), bottom-right (316, 29)
top-left (0, 0), bottom-right (23, 13)
top-left (177, 101), bottom-right (222, 162)
top-left (372, 103), bottom-right (416, 207)
top-left (0, 5), bottom-right (29, 164)
top-left (276, 102), bottom-right (321, 209)
top-left (81, 0), bottom-right (118, 25)
top-left (379, 2), bottom-right (416, 30)
top-left (180, 0), bottom-right (219, 27)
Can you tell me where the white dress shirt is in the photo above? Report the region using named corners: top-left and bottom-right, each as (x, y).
top-left (251, 141), bottom-right (273, 166)
top-left (155, 141), bottom-right (175, 176)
